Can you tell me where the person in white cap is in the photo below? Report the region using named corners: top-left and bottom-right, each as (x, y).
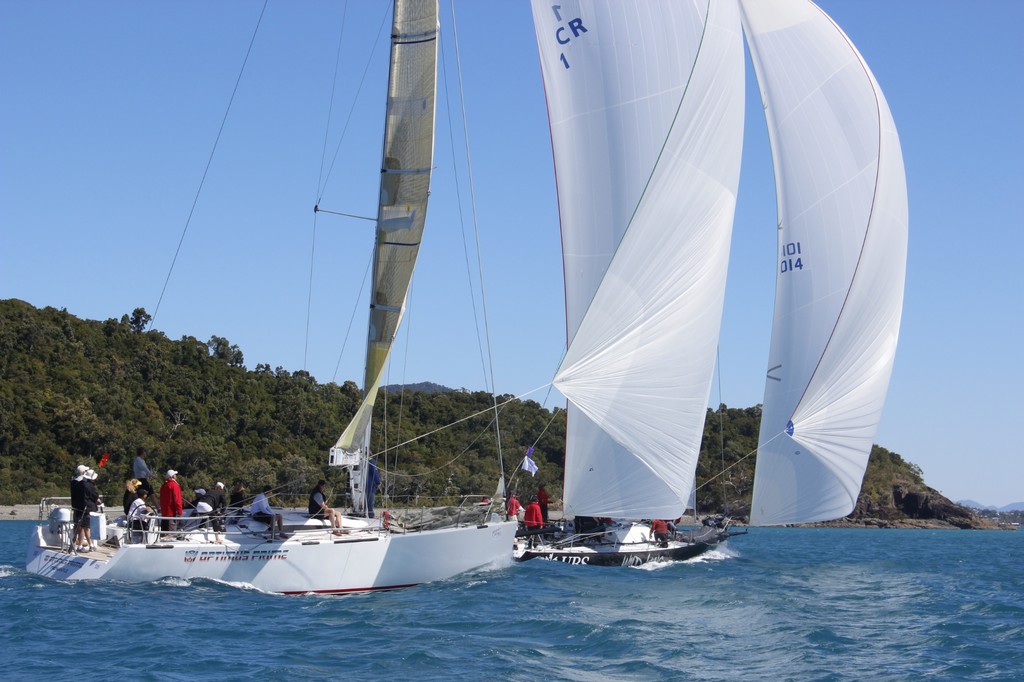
top-left (80, 469), bottom-right (101, 550)
top-left (206, 482), bottom-right (227, 542)
top-left (159, 469), bottom-right (183, 533)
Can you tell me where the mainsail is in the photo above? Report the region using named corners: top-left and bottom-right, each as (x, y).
top-left (330, 0), bottom-right (439, 491)
top-left (741, 1), bottom-right (908, 525)
top-left (532, 0), bottom-right (745, 519)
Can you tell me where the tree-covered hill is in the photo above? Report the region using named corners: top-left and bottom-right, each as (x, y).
top-left (0, 299), bottom-right (564, 506)
top-left (0, 299), bottom-right (989, 528)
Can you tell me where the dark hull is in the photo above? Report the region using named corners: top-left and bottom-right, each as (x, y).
top-left (516, 524), bottom-right (734, 567)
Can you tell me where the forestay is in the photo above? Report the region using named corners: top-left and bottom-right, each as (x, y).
top-left (531, 0), bottom-right (745, 519)
top-left (741, 1), bottom-right (908, 525)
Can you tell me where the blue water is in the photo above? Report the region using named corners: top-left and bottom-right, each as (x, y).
top-left (2, 521), bottom-right (1022, 681)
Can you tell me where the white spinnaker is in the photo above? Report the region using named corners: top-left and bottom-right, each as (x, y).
top-left (741, 0), bottom-right (908, 525)
top-left (334, 0), bottom-right (438, 458)
top-left (532, 0), bottom-right (744, 519)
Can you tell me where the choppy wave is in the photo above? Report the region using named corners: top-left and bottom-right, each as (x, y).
top-left (1, 521), bottom-right (1022, 680)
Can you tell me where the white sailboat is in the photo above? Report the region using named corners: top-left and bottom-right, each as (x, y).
top-left (26, 0), bottom-right (517, 593)
top-left (516, 0), bottom-right (906, 565)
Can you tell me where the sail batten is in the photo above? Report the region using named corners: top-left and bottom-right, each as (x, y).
top-left (332, 0), bottom-right (439, 466)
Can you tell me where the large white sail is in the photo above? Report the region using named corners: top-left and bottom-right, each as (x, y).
top-left (532, 0), bottom-right (745, 519)
top-left (331, 0), bottom-right (439, 466)
top-left (741, 1), bottom-right (908, 525)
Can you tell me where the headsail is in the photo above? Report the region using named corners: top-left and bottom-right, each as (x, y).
top-left (330, 0), bottom-right (439, 474)
top-left (531, 0), bottom-right (745, 519)
top-left (741, 1), bottom-right (908, 525)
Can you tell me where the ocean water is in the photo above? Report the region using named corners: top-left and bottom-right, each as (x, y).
top-left (2, 521), bottom-right (1022, 681)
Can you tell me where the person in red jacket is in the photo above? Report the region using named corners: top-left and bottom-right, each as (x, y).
top-left (160, 469), bottom-right (183, 533)
top-left (523, 496), bottom-right (544, 548)
top-left (524, 496), bottom-right (543, 528)
top-left (537, 485), bottom-right (550, 522)
top-left (650, 519), bottom-right (670, 548)
top-left (505, 491), bottom-right (522, 521)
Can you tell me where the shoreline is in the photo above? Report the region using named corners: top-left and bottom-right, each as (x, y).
top-left (2, 505), bottom-right (43, 521)
top-left (2, 504), bottom-right (1008, 530)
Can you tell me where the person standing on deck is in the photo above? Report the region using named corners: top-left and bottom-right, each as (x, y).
top-left (365, 457), bottom-right (382, 518)
top-left (206, 482), bottom-right (227, 540)
top-left (70, 465), bottom-right (88, 551)
top-left (537, 485), bottom-right (550, 523)
top-left (160, 469), bottom-right (183, 533)
top-left (506, 491), bottom-right (523, 522)
top-left (80, 469), bottom-right (101, 550)
top-left (524, 496), bottom-right (543, 529)
top-left (523, 495), bottom-right (544, 548)
top-left (133, 447), bottom-right (155, 496)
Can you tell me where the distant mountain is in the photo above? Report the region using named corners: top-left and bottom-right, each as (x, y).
top-left (957, 500), bottom-right (996, 510)
top-left (958, 500), bottom-right (1024, 512)
top-left (384, 382), bottom-right (455, 395)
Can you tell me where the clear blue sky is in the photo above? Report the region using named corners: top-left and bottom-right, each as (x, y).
top-left (2, 2), bottom-right (1021, 507)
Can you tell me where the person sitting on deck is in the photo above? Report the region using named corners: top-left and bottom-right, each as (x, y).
top-left (308, 480), bottom-right (344, 535)
top-left (128, 489), bottom-right (154, 543)
top-left (251, 486), bottom-right (286, 537)
top-left (122, 478), bottom-right (141, 517)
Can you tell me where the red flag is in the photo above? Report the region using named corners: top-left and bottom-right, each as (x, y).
top-left (98, 452), bottom-right (110, 468)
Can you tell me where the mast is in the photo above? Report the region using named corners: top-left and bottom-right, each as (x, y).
top-left (329, 0), bottom-right (439, 514)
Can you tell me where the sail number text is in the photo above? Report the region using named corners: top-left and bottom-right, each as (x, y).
top-left (548, 5), bottom-right (588, 69)
top-left (780, 241), bottom-right (804, 274)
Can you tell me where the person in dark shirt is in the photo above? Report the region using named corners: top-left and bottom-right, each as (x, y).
top-left (205, 482), bottom-right (228, 538)
top-left (308, 480), bottom-right (344, 534)
top-left (123, 478), bottom-right (141, 516)
top-left (70, 465), bottom-right (88, 551)
top-left (80, 469), bottom-right (101, 551)
top-left (365, 458), bottom-right (382, 518)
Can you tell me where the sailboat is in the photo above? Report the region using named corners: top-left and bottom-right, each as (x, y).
top-left (26, 0), bottom-right (518, 594)
top-left (515, 0), bottom-right (906, 566)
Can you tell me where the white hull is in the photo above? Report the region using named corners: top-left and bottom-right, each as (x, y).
top-left (27, 512), bottom-right (516, 594)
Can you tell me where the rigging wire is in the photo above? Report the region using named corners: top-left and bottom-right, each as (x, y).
top-left (446, 0), bottom-right (507, 487)
top-left (331, 251), bottom-right (373, 383)
top-left (150, 0), bottom-right (270, 328)
top-left (438, 15), bottom-right (487, 394)
top-left (716, 346), bottom-right (729, 514)
top-left (316, 4), bottom-right (391, 201)
top-left (304, 2), bottom-right (350, 371)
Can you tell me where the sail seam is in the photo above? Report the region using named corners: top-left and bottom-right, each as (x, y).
top-left (787, 5), bottom-right (887, 434)
top-left (563, 0), bottom-right (715, 351)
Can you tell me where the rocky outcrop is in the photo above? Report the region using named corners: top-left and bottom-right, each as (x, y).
top-left (840, 483), bottom-right (998, 529)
